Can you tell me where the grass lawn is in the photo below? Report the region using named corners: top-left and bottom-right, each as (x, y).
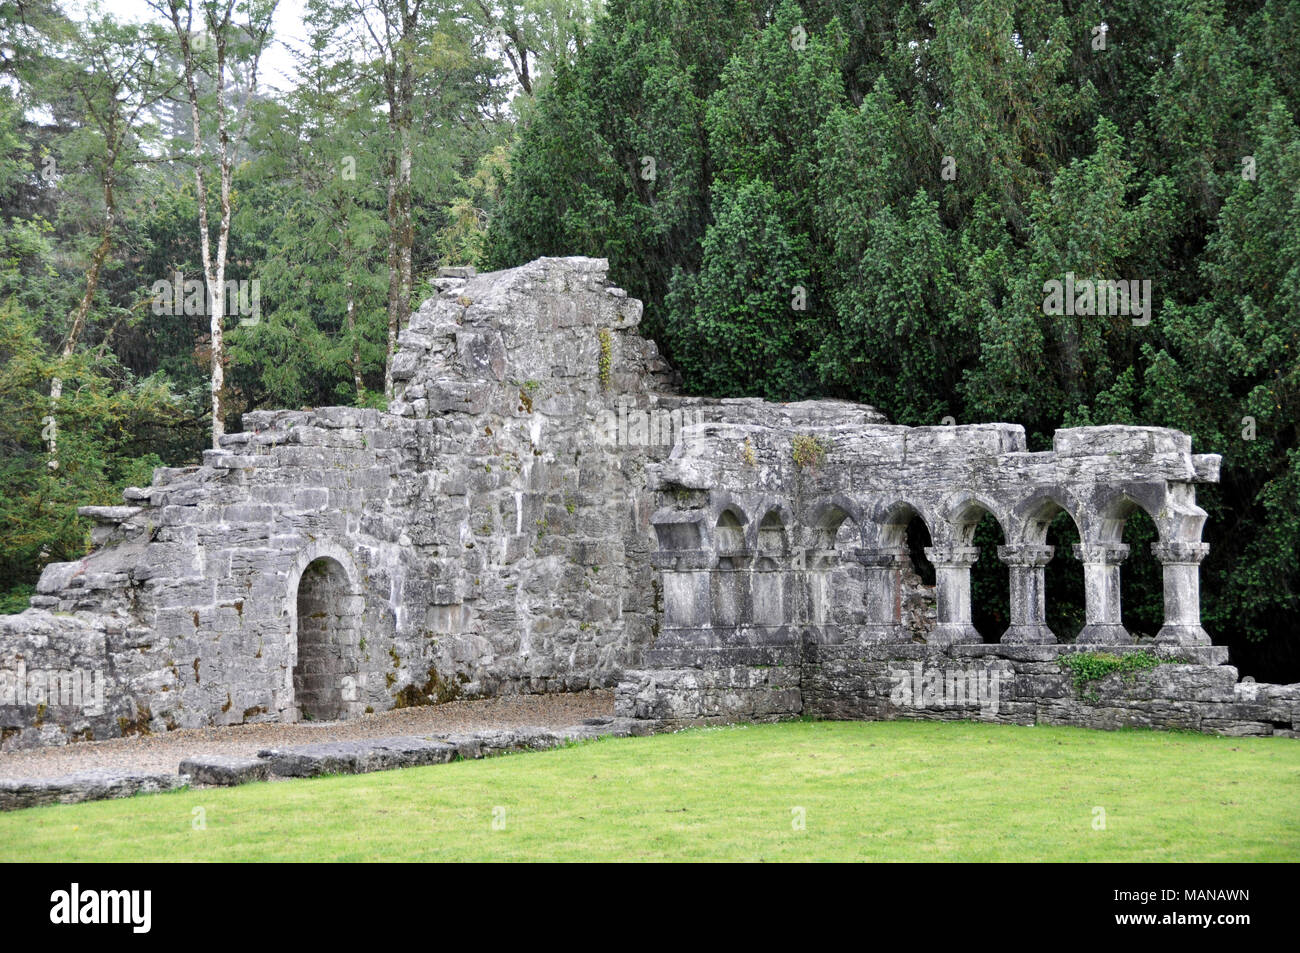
top-left (1, 720), bottom-right (1297, 861)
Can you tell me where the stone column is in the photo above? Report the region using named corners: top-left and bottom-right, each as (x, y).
top-left (853, 547), bottom-right (909, 642)
top-left (1073, 543), bottom-right (1132, 644)
top-left (924, 545), bottom-right (982, 646)
top-left (1152, 541), bottom-right (1211, 645)
top-left (750, 554), bottom-right (785, 628)
top-left (650, 549), bottom-right (712, 644)
top-left (997, 543), bottom-right (1057, 644)
top-left (804, 548), bottom-right (837, 628)
top-left (711, 552), bottom-right (753, 630)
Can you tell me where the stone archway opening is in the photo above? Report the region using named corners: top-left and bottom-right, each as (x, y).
top-left (903, 515), bottom-right (935, 588)
top-left (1113, 506), bottom-right (1160, 639)
top-left (964, 511), bottom-right (1009, 644)
top-left (1043, 511), bottom-right (1084, 640)
top-left (292, 556), bottom-right (361, 721)
top-left (877, 503), bottom-right (937, 640)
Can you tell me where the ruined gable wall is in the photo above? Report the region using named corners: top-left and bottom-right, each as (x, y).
top-left (0, 256), bottom-right (711, 749)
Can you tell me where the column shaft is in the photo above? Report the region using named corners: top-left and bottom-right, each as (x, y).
top-left (924, 545), bottom-right (982, 646)
top-left (1073, 543), bottom-right (1131, 644)
top-left (997, 544), bottom-right (1056, 644)
top-left (853, 547), bottom-right (909, 642)
top-left (1153, 541), bottom-right (1211, 644)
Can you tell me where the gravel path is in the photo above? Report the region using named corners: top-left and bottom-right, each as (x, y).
top-left (0, 690), bottom-right (613, 781)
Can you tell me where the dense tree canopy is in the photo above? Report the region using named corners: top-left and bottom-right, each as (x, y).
top-left (487, 0), bottom-right (1300, 679)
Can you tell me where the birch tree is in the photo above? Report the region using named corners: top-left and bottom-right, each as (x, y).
top-left (151, 0), bottom-right (276, 447)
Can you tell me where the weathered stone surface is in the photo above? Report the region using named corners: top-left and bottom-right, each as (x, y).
top-left (178, 755), bottom-right (270, 786)
top-left (0, 771), bottom-right (190, 811)
top-left (260, 736), bottom-right (460, 777)
top-left (623, 641), bottom-right (1297, 738)
top-left (254, 717), bottom-right (657, 776)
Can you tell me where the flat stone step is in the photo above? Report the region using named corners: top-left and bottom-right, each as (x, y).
top-left (254, 718), bottom-right (658, 778)
top-left (258, 736), bottom-right (459, 778)
top-left (177, 755), bottom-right (269, 787)
top-left (0, 771), bottom-right (190, 812)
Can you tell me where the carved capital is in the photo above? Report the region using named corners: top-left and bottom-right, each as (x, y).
top-left (852, 546), bottom-right (908, 569)
top-left (997, 543), bottom-right (1054, 568)
top-left (1072, 542), bottom-right (1129, 565)
top-left (1151, 541), bottom-right (1209, 566)
top-left (924, 545), bottom-right (980, 568)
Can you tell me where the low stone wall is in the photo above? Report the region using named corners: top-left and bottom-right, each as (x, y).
top-left (616, 642), bottom-right (1300, 737)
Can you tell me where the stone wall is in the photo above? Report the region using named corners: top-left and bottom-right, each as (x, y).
top-left (619, 643), bottom-right (1300, 737)
top-left (616, 410), bottom-right (1299, 737)
top-left (1, 257), bottom-right (695, 748)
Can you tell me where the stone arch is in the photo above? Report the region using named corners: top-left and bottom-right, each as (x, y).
top-left (287, 541), bottom-right (363, 722)
top-left (1008, 489), bottom-right (1087, 546)
top-left (939, 492), bottom-right (1010, 642)
top-left (833, 508), bottom-right (869, 628)
top-left (856, 499), bottom-right (938, 640)
top-left (1091, 485), bottom-right (1164, 545)
top-left (806, 498), bottom-right (862, 549)
top-left (869, 499), bottom-right (939, 550)
top-left (752, 507), bottom-right (792, 626)
top-left (939, 491), bottom-right (1011, 545)
top-left (711, 504), bottom-right (749, 555)
top-left (711, 507), bottom-right (749, 627)
top-left (1009, 491), bottom-right (1085, 641)
top-left (756, 507), bottom-right (790, 556)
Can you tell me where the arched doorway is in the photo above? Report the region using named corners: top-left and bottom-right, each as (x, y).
top-left (292, 555), bottom-right (361, 721)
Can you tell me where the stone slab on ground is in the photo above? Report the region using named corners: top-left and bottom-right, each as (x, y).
top-left (259, 736), bottom-right (459, 778)
top-left (257, 716), bottom-right (656, 778)
top-left (177, 755), bottom-right (270, 787)
top-left (0, 771), bottom-right (190, 811)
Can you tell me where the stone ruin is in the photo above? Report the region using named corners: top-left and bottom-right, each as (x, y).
top-left (1, 256), bottom-right (1296, 750)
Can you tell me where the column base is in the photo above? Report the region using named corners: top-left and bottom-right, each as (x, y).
top-left (1000, 623), bottom-right (1058, 645)
top-left (1076, 623), bottom-right (1133, 645)
top-left (926, 623), bottom-right (982, 647)
top-left (1155, 623), bottom-right (1211, 646)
